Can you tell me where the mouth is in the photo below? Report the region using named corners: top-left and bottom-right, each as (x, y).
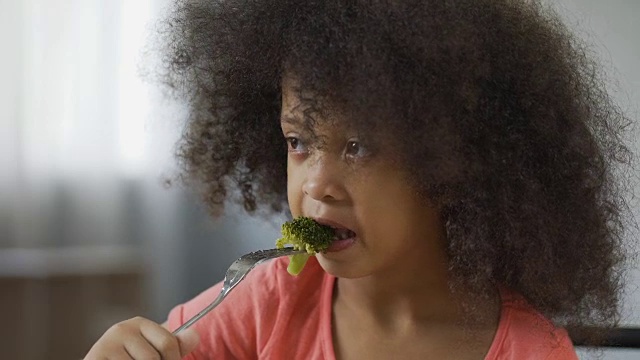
top-left (333, 227), bottom-right (357, 241)
top-left (313, 218), bottom-right (358, 252)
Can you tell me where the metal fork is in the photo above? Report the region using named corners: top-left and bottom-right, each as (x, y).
top-left (172, 247), bottom-right (304, 334)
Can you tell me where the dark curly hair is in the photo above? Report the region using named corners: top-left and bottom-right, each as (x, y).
top-left (156, 0), bottom-right (634, 342)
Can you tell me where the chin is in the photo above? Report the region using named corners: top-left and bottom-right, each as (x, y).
top-left (315, 254), bottom-right (370, 279)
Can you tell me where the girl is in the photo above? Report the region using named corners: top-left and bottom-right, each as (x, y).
top-left (85, 0), bottom-right (634, 358)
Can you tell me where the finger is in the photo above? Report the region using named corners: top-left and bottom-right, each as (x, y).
top-left (85, 347), bottom-right (131, 360)
top-left (138, 318), bottom-right (182, 360)
top-left (123, 334), bottom-right (162, 360)
top-left (84, 329), bottom-right (134, 360)
top-left (176, 328), bottom-right (200, 357)
top-left (107, 351), bottom-right (134, 360)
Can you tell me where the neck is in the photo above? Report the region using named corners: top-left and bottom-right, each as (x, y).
top-left (335, 245), bottom-right (464, 330)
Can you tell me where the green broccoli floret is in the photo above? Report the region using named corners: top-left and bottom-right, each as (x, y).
top-left (275, 216), bottom-right (334, 276)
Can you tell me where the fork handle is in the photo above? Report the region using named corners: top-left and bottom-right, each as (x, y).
top-left (172, 290), bottom-right (226, 334)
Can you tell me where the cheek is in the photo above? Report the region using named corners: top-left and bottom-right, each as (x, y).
top-left (355, 177), bottom-right (418, 236)
top-left (286, 160), bottom-right (304, 215)
top-left (363, 200), bottom-right (409, 238)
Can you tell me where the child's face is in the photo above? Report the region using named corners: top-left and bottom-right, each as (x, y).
top-left (281, 81), bottom-right (447, 279)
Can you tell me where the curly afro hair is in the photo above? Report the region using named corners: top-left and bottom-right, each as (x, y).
top-left (157, 0), bottom-right (634, 340)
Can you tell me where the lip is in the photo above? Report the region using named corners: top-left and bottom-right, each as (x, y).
top-left (312, 217), bottom-right (354, 231)
top-left (326, 237), bottom-right (356, 252)
top-left (311, 217), bottom-right (358, 253)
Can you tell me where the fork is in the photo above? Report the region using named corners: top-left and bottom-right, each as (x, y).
top-left (172, 247), bottom-right (304, 334)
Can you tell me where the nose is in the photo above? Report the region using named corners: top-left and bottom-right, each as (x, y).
top-left (301, 155), bottom-right (348, 202)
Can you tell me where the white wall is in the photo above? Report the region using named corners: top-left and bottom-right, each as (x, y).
top-left (554, 0), bottom-right (640, 326)
top-left (551, 1), bottom-right (639, 358)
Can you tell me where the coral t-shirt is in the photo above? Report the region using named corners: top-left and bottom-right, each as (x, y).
top-left (167, 257), bottom-right (578, 359)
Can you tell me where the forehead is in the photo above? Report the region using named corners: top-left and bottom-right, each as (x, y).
top-left (278, 74), bottom-right (402, 153)
top-left (280, 75), bottom-right (357, 132)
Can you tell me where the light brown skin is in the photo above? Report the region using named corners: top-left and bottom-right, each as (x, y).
top-left (282, 80), bottom-right (501, 359)
top-left (83, 318), bottom-right (199, 360)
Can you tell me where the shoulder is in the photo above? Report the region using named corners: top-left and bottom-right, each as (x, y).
top-left (486, 289), bottom-right (578, 360)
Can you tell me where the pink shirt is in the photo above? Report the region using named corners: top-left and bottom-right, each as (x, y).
top-left (167, 257), bottom-right (578, 359)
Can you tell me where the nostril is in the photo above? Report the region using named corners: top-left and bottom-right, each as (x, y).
top-left (300, 161), bottom-right (348, 202)
top-left (302, 181), bottom-right (343, 202)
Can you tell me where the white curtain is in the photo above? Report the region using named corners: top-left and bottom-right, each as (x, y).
top-left (0, 2), bottom-right (281, 332)
top-left (0, 0), bottom-right (193, 320)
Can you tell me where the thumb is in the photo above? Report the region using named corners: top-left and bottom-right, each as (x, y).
top-left (176, 328), bottom-right (200, 357)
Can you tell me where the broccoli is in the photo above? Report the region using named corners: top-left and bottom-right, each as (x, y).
top-left (275, 216), bottom-right (334, 275)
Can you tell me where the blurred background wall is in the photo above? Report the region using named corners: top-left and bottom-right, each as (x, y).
top-left (0, 0), bottom-right (637, 359)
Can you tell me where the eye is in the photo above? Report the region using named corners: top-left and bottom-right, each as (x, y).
top-left (346, 141), bottom-right (359, 155)
top-left (286, 136), bottom-right (307, 153)
top-left (345, 140), bottom-right (368, 157)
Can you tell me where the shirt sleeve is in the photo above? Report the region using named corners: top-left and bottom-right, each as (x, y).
top-left (544, 330), bottom-right (579, 360)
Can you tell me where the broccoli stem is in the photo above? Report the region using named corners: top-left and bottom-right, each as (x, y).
top-left (287, 253), bottom-right (311, 276)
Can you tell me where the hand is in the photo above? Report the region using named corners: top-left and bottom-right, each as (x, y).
top-left (84, 317), bottom-right (199, 360)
